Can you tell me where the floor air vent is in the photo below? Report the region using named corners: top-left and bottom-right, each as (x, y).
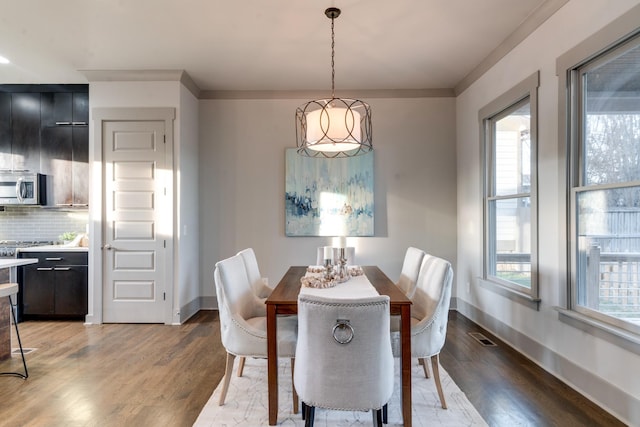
top-left (12, 348), bottom-right (36, 355)
top-left (468, 332), bottom-right (497, 347)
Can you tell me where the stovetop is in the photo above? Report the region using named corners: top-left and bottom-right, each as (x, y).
top-left (0, 240), bottom-right (56, 257)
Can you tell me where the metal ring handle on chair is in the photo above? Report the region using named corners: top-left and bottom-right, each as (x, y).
top-left (332, 319), bottom-right (354, 344)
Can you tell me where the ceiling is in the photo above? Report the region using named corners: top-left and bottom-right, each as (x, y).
top-left (0, 0), bottom-right (554, 94)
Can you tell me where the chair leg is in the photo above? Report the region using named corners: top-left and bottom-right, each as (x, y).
top-left (301, 401), bottom-right (306, 420)
top-left (236, 356), bottom-right (246, 377)
top-left (419, 357), bottom-right (430, 378)
top-left (218, 352), bottom-right (235, 405)
top-left (430, 354), bottom-right (448, 409)
top-left (373, 408), bottom-right (383, 427)
top-left (382, 403), bottom-right (388, 424)
top-left (304, 404), bottom-right (315, 427)
top-left (0, 295), bottom-right (28, 379)
top-left (291, 357), bottom-right (299, 414)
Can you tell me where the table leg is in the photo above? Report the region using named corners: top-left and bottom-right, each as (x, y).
top-left (267, 304), bottom-right (278, 425)
top-left (400, 304), bottom-right (412, 427)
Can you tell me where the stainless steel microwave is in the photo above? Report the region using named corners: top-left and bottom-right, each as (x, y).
top-left (0, 172), bottom-right (47, 205)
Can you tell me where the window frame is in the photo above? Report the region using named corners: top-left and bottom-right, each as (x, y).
top-left (479, 71), bottom-right (540, 302)
top-left (565, 33), bottom-right (640, 337)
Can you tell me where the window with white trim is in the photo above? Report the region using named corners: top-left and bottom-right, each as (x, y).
top-left (480, 72), bottom-right (539, 301)
top-left (567, 33), bottom-right (640, 335)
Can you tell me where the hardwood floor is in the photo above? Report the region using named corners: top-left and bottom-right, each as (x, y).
top-left (0, 311), bottom-right (227, 426)
top-left (0, 310), bottom-right (624, 426)
top-left (441, 312), bottom-right (625, 427)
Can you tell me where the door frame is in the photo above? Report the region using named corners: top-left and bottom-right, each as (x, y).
top-left (88, 107), bottom-right (175, 325)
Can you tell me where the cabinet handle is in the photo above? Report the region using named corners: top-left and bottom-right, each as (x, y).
top-left (72, 121), bottom-right (87, 126)
top-left (54, 267), bottom-right (71, 271)
top-left (55, 121), bottom-right (71, 126)
top-left (45, 257), bottom-right (63, 261)
top-left (37, 267), bottom-right (54, 271)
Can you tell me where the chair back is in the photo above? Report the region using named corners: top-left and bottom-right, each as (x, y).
top-left (411, 254), bottom-right (454, 357)
top-left (397, 247), bottom-right (426, 298)
top-left (214, 254), bottom-right (266, 353)
top-left (294, 294), bottom-right (394, 411)
top-left (316, 246), bottom-right (356, 266)
top-left (237, 248), bottom-right (270, 299)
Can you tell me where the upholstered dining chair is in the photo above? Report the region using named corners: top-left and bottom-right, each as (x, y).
top-left (294, 294), bottom-right (394, 427)
top-left (391, 254), bottom-right (454, 409)
top-left (315, 246), bottom-right (356, 266)
top-left (234, 247), bottom-right (277, 377)
top-left (397, 246), bottom-right (426, 298)
top-left (237, 248), bottom-right (273, 300)
top-left (214, 254), bottom-right (298, 410)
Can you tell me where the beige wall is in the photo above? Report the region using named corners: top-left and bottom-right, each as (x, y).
top-left (455, 0), bottom-right (640, 423)
top-left (199, 96), bottom-right (457, 299)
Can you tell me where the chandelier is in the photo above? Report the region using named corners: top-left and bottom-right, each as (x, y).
top-left (295, 7), bottom-right (373, 158)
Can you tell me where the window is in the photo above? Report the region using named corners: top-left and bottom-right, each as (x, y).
top-left (568, 33), bottom-right (640, 335)
top-left (480, 72), bottom-right (539, 301)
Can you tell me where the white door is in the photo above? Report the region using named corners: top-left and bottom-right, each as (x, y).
top-left (102, 120), bottom-right (168, 323)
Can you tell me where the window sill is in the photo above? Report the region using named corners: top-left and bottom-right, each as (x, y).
top-left (555, 307), bottom-right (640, 355)
top-left (478, 277), bottom-right (541, 310)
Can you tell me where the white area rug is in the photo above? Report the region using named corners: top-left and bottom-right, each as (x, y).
top-left (194, 357), bottom-right (488, 426)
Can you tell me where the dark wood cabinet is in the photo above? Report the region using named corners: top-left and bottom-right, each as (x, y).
top-left (18, 251), bottom-right (88, 320)
top-left (0, 92), bottom-right (11, 170)
top-left (0, 84), bottom-right (89, 207)
top-left (11, 93), bottom-right (41, 172)
top-left (40, 91), bottom-right (89, 207)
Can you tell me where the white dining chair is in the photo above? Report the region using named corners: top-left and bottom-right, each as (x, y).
top-left (237, 248), bottom-right (273, 300)
top-left (391, 253), bottom-right (454, 409)
top-left (294, 294), bottom-right (394, 426)
top-left (214, 254), bottom-right (298, 410)
top-left (397, 246), bottom-right (426, 298)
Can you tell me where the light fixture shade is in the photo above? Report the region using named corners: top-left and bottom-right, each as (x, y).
top-left (296, 97), bottom-right (372, 158)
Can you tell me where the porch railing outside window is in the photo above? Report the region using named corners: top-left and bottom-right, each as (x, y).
top-left (569, 34), bottom-right (640, 334)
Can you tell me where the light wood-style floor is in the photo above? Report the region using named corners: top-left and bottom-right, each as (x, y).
top-left (0, 310), bottom-right (625, 426)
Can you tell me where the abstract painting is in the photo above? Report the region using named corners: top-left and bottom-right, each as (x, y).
top-left (285, 148), bottom-right (374, 236)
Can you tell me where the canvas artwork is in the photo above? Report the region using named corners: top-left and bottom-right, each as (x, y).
top-left (285, 148), bottom-right (374, 236)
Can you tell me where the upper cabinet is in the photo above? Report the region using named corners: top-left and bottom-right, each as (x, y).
top-left (0, 93), bottom-right (11, 170)
top-left (10, 92), bottom-right (41, 172)
top-left (41, 91), bottom-right (89, 207)
top-left (0, 85), bottom-right (89, 208)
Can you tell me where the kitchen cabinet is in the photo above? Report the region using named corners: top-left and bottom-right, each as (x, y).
top-left (18, 251), bottom-right (88, 320)
top-left (10, 93), bottom-right (41, 172)
top-left (40, 91), bottom-right (89, 207)
top-left (0, 84), bottom-right (89, 207)
top-left (0, 92), bottom-right (11, 170)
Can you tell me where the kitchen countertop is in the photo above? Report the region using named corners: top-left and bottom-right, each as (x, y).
top-left (17, 245), bottom-right (89, 253)
top-left (0, 258), bottom-right (39, 269)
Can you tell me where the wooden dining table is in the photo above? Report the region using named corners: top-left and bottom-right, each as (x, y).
top-left (266, 265), bottom-right (413, 426)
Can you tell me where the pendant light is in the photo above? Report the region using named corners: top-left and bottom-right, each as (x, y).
top-left (296, 7), bottom-right (373, 158)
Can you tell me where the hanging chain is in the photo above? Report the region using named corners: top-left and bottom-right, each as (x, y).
top-left (331, 14), bottom-right (335, 99)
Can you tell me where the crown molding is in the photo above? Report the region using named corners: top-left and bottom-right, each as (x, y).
top-left (79, 69), bottom-right (201, 98)
top-left (199, 88), bottom-right (455, 100)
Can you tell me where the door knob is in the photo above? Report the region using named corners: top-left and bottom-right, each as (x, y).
top-left (104, 244), bottom-right (113, 250)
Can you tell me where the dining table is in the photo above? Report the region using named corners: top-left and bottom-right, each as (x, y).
top-left (266, 265), bottom-right (413, 426)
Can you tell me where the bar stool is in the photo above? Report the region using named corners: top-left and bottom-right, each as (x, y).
top-left (0, 283), bottom-right (28, 379)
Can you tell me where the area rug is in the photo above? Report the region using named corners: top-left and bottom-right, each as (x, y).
top-left (194, 357), bottom-right (488, 426)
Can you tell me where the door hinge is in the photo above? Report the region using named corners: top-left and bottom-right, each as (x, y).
top-left (163, 134), bottom-right (166, 144)
top-left (163, 292), bottom-right (166, 301)
top-left (163, 240), bottom-right (166, 248)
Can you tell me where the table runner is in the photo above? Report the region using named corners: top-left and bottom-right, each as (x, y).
top-left (300, 267), bottom-right (379, 299)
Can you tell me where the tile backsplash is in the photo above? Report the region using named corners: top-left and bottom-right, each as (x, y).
top-left (0, 206), bottom-right (88, 242)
